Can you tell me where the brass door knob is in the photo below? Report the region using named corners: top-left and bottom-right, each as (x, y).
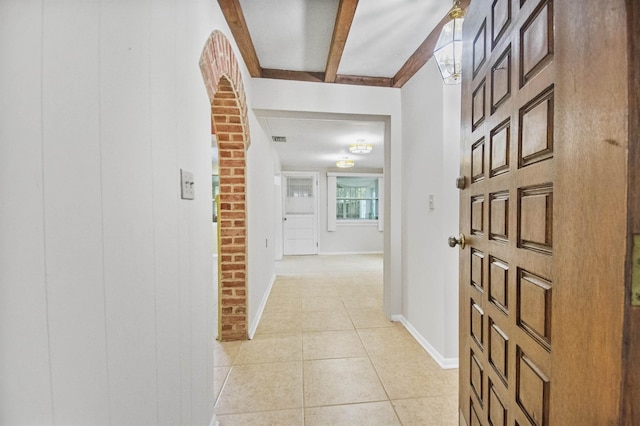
top-left (448, 234), bottom-right (466, 249)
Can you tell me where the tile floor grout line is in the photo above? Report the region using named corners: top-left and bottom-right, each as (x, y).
top-left (214, 255), bottom-right (457, 424)
top-left (355, 323), bottom-right (404, 424)
top-left (301, 313), bottom-right (307, 424)
top-left (212, 364), bottom-right (233, 409)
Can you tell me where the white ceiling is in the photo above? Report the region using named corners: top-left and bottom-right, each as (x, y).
top-left (258, 115), bottom-right (385, 170)
top-left (238, 0), bottom-right (451, 77)
top-left (228, 0), bottom-right (451, 171)
top-left (239, 0), bottom-right (340, 72)
top-left (338, 0), bottom-right (450, 77)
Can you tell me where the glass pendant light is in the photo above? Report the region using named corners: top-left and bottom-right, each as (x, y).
top-left (433, 0), bottom-right (465, 84)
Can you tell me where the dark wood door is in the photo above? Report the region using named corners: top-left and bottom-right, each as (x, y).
top-left (458, 0), bottom-right (630, 424)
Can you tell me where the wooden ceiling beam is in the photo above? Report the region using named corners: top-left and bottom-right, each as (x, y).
top-left (392, 0), bottom-right (470, 88)
top-left (217, 0), bottom-right (262, 78)
top-left (324, 0), bottom-right (359, 83)
top-left (217, 0), bottom-right (472, 88)
top-left (262, 69), bottom-right (392, 88)
top-left (262, 69), bottom-right (325, 83)
top-left (335, 74), bottom-right (393, 87)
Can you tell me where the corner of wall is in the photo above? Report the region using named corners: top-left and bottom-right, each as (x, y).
top-left (248, 273), bottom-right (276, 339)
top-left (396, 315), bottom-right (459, 369)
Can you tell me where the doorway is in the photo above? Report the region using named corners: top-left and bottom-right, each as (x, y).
top-left (200, 30), bottom-right (250, 341)
top-left (282, 171), bottom-right (319, 256)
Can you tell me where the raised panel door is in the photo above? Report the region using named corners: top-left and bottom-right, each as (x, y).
top-left (461, 0), bottom-right (632, 424)
top-left (459, 0), bottom-right (554, 423)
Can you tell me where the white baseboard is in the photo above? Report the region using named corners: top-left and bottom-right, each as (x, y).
top-left (318, 251), bottom-right (383, 255)
top-left (209, 413), bottom-right (219, 426)
top-left (394, 315), bottom-right (459, 369)
top-left (248, 273), bottom-right (276, 339)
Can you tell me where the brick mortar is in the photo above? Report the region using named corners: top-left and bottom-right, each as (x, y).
top-left (199, 30), bottom-right (250, 341)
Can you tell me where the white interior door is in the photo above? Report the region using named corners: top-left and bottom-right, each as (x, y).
top-left (283, 172), bottom-right (318, 255)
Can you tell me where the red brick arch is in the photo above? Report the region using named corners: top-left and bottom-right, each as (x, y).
top-left (200, 31), bottom-right (249, 341)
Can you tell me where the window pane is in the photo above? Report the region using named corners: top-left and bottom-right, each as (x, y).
top-left (212, 175), bottom-right (219, 222)
top-left (287, 177), bottom-right (314, 197)
top-left (337, 199), bottom-right (378, 219)
top-left (335, 177), bottom-right (379, 220)
top-left (286, 176), bottom-right (315, 214)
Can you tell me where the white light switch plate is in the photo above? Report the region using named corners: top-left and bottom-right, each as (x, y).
top-left (181, 169), bottom-right (194, 200)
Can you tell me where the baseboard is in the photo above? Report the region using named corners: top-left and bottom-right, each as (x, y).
top-left (459, 409), bottom-right (467, 426)
top-left (318, 251), bottom-right (383, 255)
top-left (395, 315), bottom-right (459, 369)
top-left (209, 413), bottom-right (219, 426)
top-left (248, 273), bottom-right (276, 339)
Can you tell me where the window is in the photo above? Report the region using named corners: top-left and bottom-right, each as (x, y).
top-left (212, 175), bottom-right (219, 222)
top-left (285, 177), bottom-right (315, 214)
top-left (336, 177), bottom-right (378, 220)
top-left (327, 173), bottom-right (384, 232)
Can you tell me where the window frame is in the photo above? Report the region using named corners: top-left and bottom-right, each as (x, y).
top-left (327, 172), bottom-right (384, 232)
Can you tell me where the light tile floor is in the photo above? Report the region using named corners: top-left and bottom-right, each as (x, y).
top-left (213, 254), bottom-right (458, 425)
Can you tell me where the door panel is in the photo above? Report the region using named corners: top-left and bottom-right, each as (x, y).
top-left (461, 0), bottom-right (631, 424)
top-left (460, 0), bottom-right (554, 424)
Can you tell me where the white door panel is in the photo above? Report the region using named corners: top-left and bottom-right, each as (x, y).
top-left (283, 172), bottom-right (318, 255)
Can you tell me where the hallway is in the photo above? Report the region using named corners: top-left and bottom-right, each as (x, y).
top-left (213, 255), bottom-right (458, 425)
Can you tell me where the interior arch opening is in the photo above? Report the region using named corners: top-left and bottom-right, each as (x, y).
top-left (200, 31), bottom-right (251, 341)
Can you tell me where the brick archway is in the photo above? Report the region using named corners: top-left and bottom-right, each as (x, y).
top-left (200, 31), bottom-right (249, 341)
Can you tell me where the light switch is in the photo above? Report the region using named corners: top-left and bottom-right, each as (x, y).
top-left (181, 169), bottom-right (195, 200)
top-left (429, 194), bottom-right (435, 210)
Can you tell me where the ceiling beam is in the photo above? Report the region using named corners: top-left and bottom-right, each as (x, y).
top-left (335, 75), bottom-right (393, 87)
top-left (392, 0), bottom-right (470, 88)
top-left (262, 69), bottom-right (392, 88)
top-left (217, 0), bottom-right (262, 78)
top-left (324, 0), bottom-right (359, 83)
top-left (262, 69), bottom-right (325, 83)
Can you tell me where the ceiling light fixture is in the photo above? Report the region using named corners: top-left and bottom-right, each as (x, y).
top-left (433, 0), bottom-right (465, 85)
top-left (349, 139), bottom-right (373, 154)
top-left (336, 158), bottom-right (355, 168)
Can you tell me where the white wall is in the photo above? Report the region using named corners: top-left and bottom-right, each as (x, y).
top-left (281, 167), bottom-right (384, 255)
top-left (273, 173), bottom-right (284, 261)
top-left (0, 1), bottom-right (267, 424)
top-left (442, 82), bottom-right (462, 359)
top-left (321, 169), bottom-right (384, 254)
top-left (251, 79), bottom-right (403, 317)
top-left (400, 60), bottom-right (461, 366)
top-left (246, 113), bottom-right (280, 333)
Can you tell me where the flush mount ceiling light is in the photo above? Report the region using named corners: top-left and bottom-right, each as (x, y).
top-left (433, 0), bottom-right (465, 85)
top-left (336, 158), bottom-right (355, 168)
top-left (349, 139), bottom-right (373, 154)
